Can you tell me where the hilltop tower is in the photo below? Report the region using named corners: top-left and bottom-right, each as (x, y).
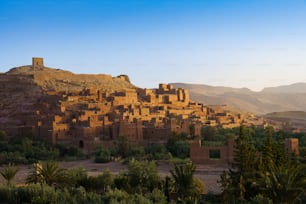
top-left (32, 57), bottom-right (44, 70)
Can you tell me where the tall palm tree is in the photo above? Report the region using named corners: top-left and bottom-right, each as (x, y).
top-left (26, 161), bottom-right (66, 186)
top-left (258, 162), bottom-right (306, 204)
top-left (170, 162), bottom-right (198, 201)
top-left (0, 163), bottom-right (18, 187)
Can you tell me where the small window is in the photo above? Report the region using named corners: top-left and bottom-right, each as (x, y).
top-left (209, 149), bottom-right (220, 160)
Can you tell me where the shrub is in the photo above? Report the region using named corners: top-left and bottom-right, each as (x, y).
top-left (78, 170), bottom-right (114, 192)
top-left (94, 147), bottom-right (111, 163)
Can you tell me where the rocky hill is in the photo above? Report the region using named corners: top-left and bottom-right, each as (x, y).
top-left (7, 65), bottom-right (135, 92)
top-left (0, 64), bottom-right (136, 127)
top-left (173, 83), bottom-right (306, 115)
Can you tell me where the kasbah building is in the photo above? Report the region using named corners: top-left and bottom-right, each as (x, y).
top-left (1, 58), bottom-right (299, 165)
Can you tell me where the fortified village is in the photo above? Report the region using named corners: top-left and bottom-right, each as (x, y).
top-left (0, 58), bottom-right (298, 164)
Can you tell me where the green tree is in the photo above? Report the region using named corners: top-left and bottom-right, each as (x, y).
top-left (114, 135), bottom-right (131, 158)
top-left (257, 162), bottom-right (306, 203)
top-left (170, 162), bottom-right (201, 202)
top-left (78, 170), bottom-right (114, 193)
top-left (228, 125), bottom-right (257, 201)
top-left (64, 166), bottom-right (87, 188)
top-left (0, 163), bottom-right (18, 187)
top-left (218, 171), bottom-right (232, 203)
top-left (261, 126), bottom-right (274, 171)
top-left (167, 132), bottom-right (190, 159)
top-left (94, 147), bottom-right (111, 163)
top-left (201, 126), bottom-right (217, 141)
top-left (128, 159), bottom-right (161, 193)
top-left (115, 159), bottom-right (161, 194)
top-left (26, 161), bottom-right (66, 186)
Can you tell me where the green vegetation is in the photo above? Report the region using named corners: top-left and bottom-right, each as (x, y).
top-left (170, 162), bottom-right (205, 202)
top-left (94, 147), bottom-right (112, 163)
top-left (93, 134), bottom-right (191, 163)
top-left (0, 126), bottom-right (305, 203)
top-left (0, 160), bottom-right (204, 203)
top-left (218, 125), bottom-right (306, 204)
top-left (0, 163), bottom-right (18, 187)
top-left (0, 134), bottom-right (85, 164)
top-left (26, 161), bottom-right (66, 186)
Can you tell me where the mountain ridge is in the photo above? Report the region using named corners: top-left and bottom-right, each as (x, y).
top-left (172, 82), bottom-right (306, 114)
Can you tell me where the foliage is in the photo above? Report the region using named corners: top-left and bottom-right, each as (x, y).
top-left (167, 133), bottom-right (190, 159)
top-left (26, 161), bottom-right (66, 186)
top-left (114, 135), bottom-right (132, 158)
top-left (201, 126), bottom-right (237, 142)
top-left (64, 166), bottom-right (87, 187)
top-left (0, 136), bottom-right (85, 165)
top-left (94, 147), bottom-right (112, 163)
top-left (0, 151), bottom-right (28, 164)
top-left (0, 163), bottom-right (18, 187)
top-left (0, 184), bottom-right (103, 204)
top-left (56, 144), bottom-right (85, 160)
top-left (193, 177), bottom-right (207, 195)
top-left (220, 125), bottom-right (306, 203)
top-left (228, 125), bottom-right (257, 201)
top-left (257, 162), bottom-right (306, 204)
top-left (170, 162), bottom-right (202, 202)
top-left (114, 159), bottom-right (162, 194)
top-left (103, 188), bottom-right (130, 203)
top-left (145, 143), bottom-right (172, 160)
top-left (249, 194), bottom-right (273, 204)
top-left (79, 170), bottom-right (114, 192)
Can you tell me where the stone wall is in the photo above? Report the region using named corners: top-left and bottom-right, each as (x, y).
top-left (190, 138), bottom-right (235, 165)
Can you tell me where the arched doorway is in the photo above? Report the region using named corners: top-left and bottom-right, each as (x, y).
top-left (79, 140), bottom-right (84, 148)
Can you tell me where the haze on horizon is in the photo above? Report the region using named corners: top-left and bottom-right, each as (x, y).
top-left (0, 0), bottom-right (306, 91)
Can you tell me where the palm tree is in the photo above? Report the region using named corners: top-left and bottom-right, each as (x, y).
top-left (170, 162), bottom-right (198, 202)
top-left (258, 162), bottom-right (306, 204)
top-left (26, 161), bottom-right (66, 186)
top-left (0, 163), bottom-right (18, 187)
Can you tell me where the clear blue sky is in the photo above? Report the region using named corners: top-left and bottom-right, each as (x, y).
top-left (1, 0), bottom-right (306, 91)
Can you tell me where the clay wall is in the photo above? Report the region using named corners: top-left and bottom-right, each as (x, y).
top-left (89, 115), bottom-right (101, 128)
top-left (111, 94), bottom-right (137, 106)
top-left (166, 94), bottom-right (178, 104)
top-left (117, 120), bottom-right (143, 142)
top-left (143, 126), bottom-right (170, 143)
top-left (190, 138), bottom-right (235, 165)
top-left (140, 107), bottom-right (150, 116)
top-left (285, 138), bottom-right (299, 155)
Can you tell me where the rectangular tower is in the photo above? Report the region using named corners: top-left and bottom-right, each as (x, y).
top-left (32, 57), bottom-right (44, 69)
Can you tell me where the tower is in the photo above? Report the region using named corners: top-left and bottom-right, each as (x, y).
top-left (32, 57), bottom-right (44, 70)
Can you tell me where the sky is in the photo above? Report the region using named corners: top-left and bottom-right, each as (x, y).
top-left (0, 0), bottom-right (306, 91)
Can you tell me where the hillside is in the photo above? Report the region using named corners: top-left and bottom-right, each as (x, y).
top-left (264, 111), bottom-right (306, 120)
top-left (0, 64), bottom-right (136, 127)
top-left (1, 59), bottom-right (259, 142)
top-left (263, 111), bottom-right (306, 132)
top-left (7, 65), bottom-right (135, 92)
top-left (262, 83), bottom-right (306, 93)
top-left (173, 83), bottom-right (306, 114)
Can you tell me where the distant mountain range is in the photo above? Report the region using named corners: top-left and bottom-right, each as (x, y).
top-left (172, 83), bottom-right (306, 115)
